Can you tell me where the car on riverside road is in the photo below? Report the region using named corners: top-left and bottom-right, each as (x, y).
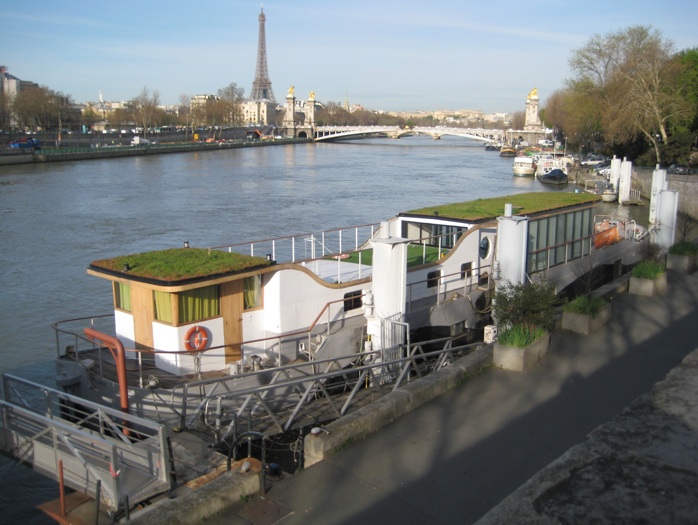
top-left (581, 155), bottom-right (606, 167)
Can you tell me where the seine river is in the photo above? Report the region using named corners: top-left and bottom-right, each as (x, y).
top-left (0, 136), bottom-right (639, 523)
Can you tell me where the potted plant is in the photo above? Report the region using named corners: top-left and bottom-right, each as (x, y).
top-left (492, 279), bottom-right (557, 371)
top-left (628, 260), bottom-right (667, 296)
top-left (561, 294), bottom-right (611, 334)
top-left (666, 241), bottom-right (697, 273)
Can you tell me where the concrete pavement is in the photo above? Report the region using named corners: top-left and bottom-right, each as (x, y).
top-left (170, 268), bottom-right (698, 524)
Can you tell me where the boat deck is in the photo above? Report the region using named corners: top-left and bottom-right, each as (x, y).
top-left (300, 258), bottom-right (373, 283)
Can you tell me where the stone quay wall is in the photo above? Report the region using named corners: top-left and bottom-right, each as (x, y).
top-left (633, 167), bottom-right (698, 220)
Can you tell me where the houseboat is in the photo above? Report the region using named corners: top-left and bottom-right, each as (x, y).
top-left (0, 191), bottom-right (649, 519)
top-left (50, 192), bottom-right (645, 428)
top-left (512, 156), bottom-right (536, 177)
top-left (535, 154), bottom-right (572, 177)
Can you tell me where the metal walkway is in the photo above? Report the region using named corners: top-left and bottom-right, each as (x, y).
top-left (0, 374), bottom-right (173, 518)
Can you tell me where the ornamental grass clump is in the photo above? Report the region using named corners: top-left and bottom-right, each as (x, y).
top-left (668, 241), bottom-right (698, 256)
top-left (493, 279), bottom-right (557, 348)
top-left (632, 260), bottom-right (665, 280)
top-left (497, 324), bottom-right (547, 347)
top-left (564, 295), bottom-right (608, 318)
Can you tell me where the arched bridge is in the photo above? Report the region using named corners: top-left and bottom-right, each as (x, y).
top-left (314, 125), bottom-right (504, 143)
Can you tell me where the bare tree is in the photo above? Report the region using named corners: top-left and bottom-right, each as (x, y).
top-left (129, 87), bottom-right (160, 138)
top-left (569, 26), bottom-right (693, 164)
top-left (217, 82), bottom-right (245, 131)
top-left (675, 212), bottom-right (697, 243)
top-left (178, 94), bottom-right (193, 141)
top-left (12, 86), bottom-right (73, 132)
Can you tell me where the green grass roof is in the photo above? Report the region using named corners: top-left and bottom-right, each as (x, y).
top-left (405, 192), bottom-right (599, 221)
top-left (90, 248), bottom-right (272, 282)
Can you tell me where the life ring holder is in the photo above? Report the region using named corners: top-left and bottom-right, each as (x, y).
top-left (184, 325), bottom-right (209, 352)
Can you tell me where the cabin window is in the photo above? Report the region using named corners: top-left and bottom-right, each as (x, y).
top-left (153, 290), bottom-right (173, 324)
top-left (343, 290), bottom-right (362, 312)
top-left (114, 282), bottom-right (132, 312)
top-left (243, 275), bottom-right (262, 310)
top-left (553, 215), bottom-right (567, 265)
top-left (404, 221), bottom-right (464, 249)
top-left (479, 237), bottom-right (491, 259)
top-left (528, 209), bottom-right (594, 273)
top-left (178, 285), bottom-right (220, 323)
top-left (427, 270), bottom-right (440, 288)
top-left (461, 262), bottom-right (472, 280)
top-left (430, 225), bottom-right (463, 249)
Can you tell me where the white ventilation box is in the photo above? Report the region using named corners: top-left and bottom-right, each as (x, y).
top-left (484, 325), bottom-right (498, 344)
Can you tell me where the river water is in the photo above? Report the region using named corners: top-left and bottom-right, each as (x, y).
top-left (0, 136), bottom-right (645, 523)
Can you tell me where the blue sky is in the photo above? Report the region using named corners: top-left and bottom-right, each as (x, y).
top-left (2, 1), bottom-right (696, 114)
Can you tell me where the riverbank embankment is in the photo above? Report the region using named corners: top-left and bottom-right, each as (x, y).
top-left (0, 138), bottom-right (311, 166)
top-left (123, 269), bottom-right (698, 525)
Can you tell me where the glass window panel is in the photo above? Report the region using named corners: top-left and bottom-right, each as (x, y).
top-left (582, 209), bottom-right (591, 235)
top-left (528, 221), bottom-right (538, 253)
top-left (538, 219), bottom-right (548, 250)
top-left (565, 213), bottom-right (574, 242)
top-left (114, 282), bottom-right (131, 312)
top-left (573, 211), bottom-right (583, 239)
top-left (178, 285), bottom-right (220, 323)
top-left (343, 291), bottom-right (362, 312)
top-left (556, 215), bottom-right (566, 244)
top-left (243, 276), bottom-right (262, 310)
top-left (548, 217), bottom-right (557, 247)
top-left (153, 290), bottom-right (173, 323)
top-left (427, 270), bottom-right (440, 288)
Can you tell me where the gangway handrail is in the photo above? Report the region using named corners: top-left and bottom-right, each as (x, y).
top-left (0, 375), bottom-right (172, 516)
top-left (174, 335), bottom-right (476, 436)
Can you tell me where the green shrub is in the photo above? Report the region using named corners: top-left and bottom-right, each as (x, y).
top-left (668, 241), bottom-right (698, 256)
top-left (493, 279), bottom-right (557, 333)
top-left (564, 295), bottom-right (608, 318)
top-left (632, 261), bottom-right (665, 279)
top-left (497, 324), bottom-right (547, 347)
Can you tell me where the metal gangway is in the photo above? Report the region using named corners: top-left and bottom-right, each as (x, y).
top-left (0, 374), bottom-right (173, 517)
top-left (175, 332), bottom-right (480, 443)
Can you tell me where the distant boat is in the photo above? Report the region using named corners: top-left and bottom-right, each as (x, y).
top-left (537, 168), bottom-right (568, 185)
top-left (584, 178), bottom-right (617, 202)
top-left (499, 147), bottom-right (516, 157)
top-left (512, 156), bottom-right (536, 177)
top-left (485, 142), bottom-right (500, 151)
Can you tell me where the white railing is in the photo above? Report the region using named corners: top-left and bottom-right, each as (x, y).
top-left (210, 223), bottom-right (380, 264)
top-left (0, 374), bottom-right (172, 516)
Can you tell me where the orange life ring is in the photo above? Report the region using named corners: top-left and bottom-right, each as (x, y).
top-left (184, 325), bottom-right (209, 352)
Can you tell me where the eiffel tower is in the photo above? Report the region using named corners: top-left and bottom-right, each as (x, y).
top-left (250, 7), bottom-right (276, 102)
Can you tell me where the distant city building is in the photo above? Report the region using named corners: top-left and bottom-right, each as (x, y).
top-left (190, 94), bottom-right (218, 110)
top-left (1, 65), bottom-right (39, 127)
top-left (242, 99), bottom-right (277, 126)
top-left (1, 65), bottom-right (20, 101)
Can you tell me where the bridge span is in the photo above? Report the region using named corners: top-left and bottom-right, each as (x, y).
top-left (314, 125), bottom-right (504, 143)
